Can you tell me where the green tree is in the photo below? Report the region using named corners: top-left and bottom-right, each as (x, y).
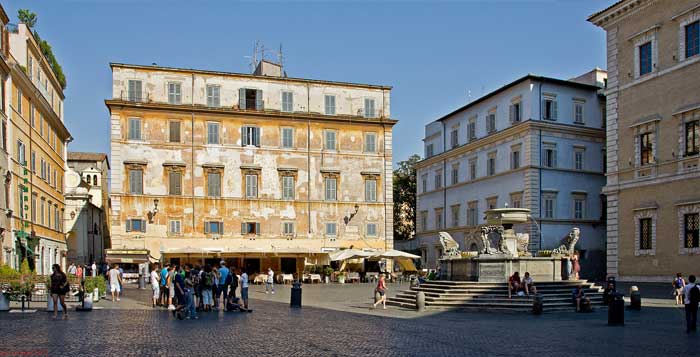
top-left (17, 9), bottom-right (37, 28)
top-left (19, 258), bottom-right (32, 275)
top-left (393, 154), bottom-right (421, 241)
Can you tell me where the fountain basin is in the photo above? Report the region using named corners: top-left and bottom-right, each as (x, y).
top-left (441, 255), bottom-right (564, 282)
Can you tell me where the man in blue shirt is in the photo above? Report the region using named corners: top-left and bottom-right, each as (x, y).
top-left (218, 261), bottom-right (230, 309)
top-left (160, 263), bottom-right (169, 306)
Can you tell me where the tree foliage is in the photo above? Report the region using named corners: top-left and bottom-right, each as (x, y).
top-left (17, 9), bottom-right (67, 89)
top-left (393, 154), bottom-right (421, 241)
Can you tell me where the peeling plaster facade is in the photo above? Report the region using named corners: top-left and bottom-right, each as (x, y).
top-left (107, 62), bottom-right (396, 272)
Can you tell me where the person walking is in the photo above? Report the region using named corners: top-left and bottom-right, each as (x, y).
top-left (91, 262), bottom-right (97, 278)
top-left (372, 274), bottom-right (388, 309)
top-left (200, 265), bottom-right (213, 311)
top-left (108, 264), bottom-right (122, 302)
top-left (50, 264), bottom-right (69, 319)
top-left (212, 266), bottom-right (220, 310)
top-left (571, 252), bottom-right (581, 280)
top-left (167, 266), bottom-right (176, 310)
top-left (184, 265), bottom-right (198, 319)
top-left (674, 273), bottom-right (686, 305)
top-left (160, 264), bottom-right (169, 306)
top-left (76, 264), bottom-right (84, 281)
top-left (150, 264), bottom-right (160, 308)
top-left (266, 267), bottom-right (275, 294)
top-left (683, 275), bottom-right (700, 333)
top-left (218, 261), bottom-right (230, 308)
top-left (241, 268), bottom-right (249, 310)
top-left (67, 263), bottom-right (77, 277)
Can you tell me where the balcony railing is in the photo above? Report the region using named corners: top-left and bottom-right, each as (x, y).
top-left (119, 90), bottom-right (149, 103)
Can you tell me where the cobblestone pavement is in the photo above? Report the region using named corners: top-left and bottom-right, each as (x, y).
top-left (0, 283), bottom-right (697, 356)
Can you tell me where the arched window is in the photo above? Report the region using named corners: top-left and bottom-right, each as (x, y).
top-left (93, 175), bottom-right (98, 186)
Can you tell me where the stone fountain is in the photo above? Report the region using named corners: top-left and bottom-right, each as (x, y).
top-left (439, 207), bottom-right (580, 282)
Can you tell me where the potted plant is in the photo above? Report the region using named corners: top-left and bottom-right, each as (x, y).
top-left (323, 267), bottom-right (334, 284)
top-left (337, 271), bottom-right (346, 284)
top-left (0, 264), bottom-right (20, 311)
top-left (84, 276), bottom-right (106, 302)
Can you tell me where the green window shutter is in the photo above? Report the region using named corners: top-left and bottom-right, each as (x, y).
top-left (126, 220), bottom-right (131, 232)
top-left (552, 100), bottom-right (558, 120)
top-left (220, 222), bottom-right (224, 234)
top-left (205, 222), bottom-right (210, 234)
top-left (255, 223), bottom-right (261, 235)
top-left (241, 222), bottom-right (247, 235)
top-left (239, 88), bottom-right (246, 110)
top-left (141, 220), bottom-right (147, 232)
top-left (255, 89), bottom-right (263, 110)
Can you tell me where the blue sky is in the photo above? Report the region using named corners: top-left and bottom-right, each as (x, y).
top-left (4, 0), bottom-right (610, 164)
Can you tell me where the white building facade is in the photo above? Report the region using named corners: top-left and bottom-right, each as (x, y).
top-left (411, 71), bottom-right (608, 279)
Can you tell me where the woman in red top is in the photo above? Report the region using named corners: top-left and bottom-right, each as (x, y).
top-left (371, 274), bottom-right (388, 310)
top-left (508, 272), bottom-right (521, 299)
top-left (572, 252), bottom-right (581, 280)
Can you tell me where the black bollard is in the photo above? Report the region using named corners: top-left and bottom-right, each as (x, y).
top-left (290, 281), bottom-right (302, 308)
top-left (629, 286), bottom-right (641, 310)
top-left (608, 293), bottom-right (624, 326)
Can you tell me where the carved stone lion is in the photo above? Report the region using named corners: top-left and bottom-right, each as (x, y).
top-left (552, 228), bottom-right (580, 256)
top-left (438, 231), bottom-right (461, 258)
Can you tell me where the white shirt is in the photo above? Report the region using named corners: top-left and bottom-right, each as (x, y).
top-left (683, 282), bottom-right (698, 304)
top-left (267, 270), bottom-right (274, 283)
top-left (241, 273), bottom-right (249, 288)
top-left (150, 270), bottom-right (159, 287)
top-left (91, 263), bottom-right (97, 277)
top-left (67, 265), bottom-right (77, 275)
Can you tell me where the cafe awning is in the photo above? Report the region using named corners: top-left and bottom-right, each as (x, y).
top-left (105, 249), bottom-right (150, 264)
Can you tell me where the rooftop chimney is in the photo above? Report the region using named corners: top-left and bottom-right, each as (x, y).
top-left (253, 60), bottom-right (282, 77)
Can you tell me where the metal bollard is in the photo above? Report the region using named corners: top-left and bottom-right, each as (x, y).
top-left (290, 281), bottom-right (302, 308)
top-left (608, 293), bottom-right (625, 326)
top-left (629, 286), bottom-right (641, 310)
top-left (416, 291), bottom-right (426, 312)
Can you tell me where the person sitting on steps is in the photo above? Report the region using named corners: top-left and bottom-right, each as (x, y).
top-left (522, 272), bottom-right (537, 296)
top-left (508, 272), bottom-right (521, 299)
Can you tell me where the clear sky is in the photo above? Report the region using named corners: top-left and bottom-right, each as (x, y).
top-left (4, 0), bottom-right (611, 165)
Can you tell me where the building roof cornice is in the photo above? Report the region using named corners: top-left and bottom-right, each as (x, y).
top-left (110, 62), bottom-right (392, 91)
top-left (588, 0), bottom-right (656, 28)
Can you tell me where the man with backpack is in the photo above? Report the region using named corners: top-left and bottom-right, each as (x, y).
top-left (683, 274), bottom-right (700, 332)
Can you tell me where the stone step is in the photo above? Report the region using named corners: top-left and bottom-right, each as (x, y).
top-left (422, 280), bottom-right (593, 286)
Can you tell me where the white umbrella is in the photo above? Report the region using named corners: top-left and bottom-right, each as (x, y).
top-left (372, 249), bottom-right (420, 259)
top-left (329, 249), bottom-right (374, 261)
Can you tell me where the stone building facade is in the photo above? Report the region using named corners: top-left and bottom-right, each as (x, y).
top-left (106, 61), bottom-right (396, 274)
top-left (411, 71), bottom-right (607, 278)
top-left (3, 21), bottom-right (71, 273)
top-left (0, 6), bottom-right (12, 267)
top-left (590, 0), bottom-right (700, 281)
top-left (64, 152), bottom-right (110, 265)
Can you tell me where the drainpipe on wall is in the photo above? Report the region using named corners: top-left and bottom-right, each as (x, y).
top-left (538, 81), bottom-right (543, 250)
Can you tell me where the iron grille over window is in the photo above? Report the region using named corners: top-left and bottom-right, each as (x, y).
top-left (639, 218), bottom-right (652, 250)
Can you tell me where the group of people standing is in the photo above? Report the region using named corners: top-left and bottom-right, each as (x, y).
top-left (673, 273), bottom-right (700, 333)
top-left (149, 261), bottom-right (252, 319)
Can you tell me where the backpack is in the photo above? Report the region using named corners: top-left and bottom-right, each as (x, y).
top-left (690, 284), bottom-right (700, 304)
top-left (676, 278), bottom-right (684, 289)
top-left (202, 272), bottom-right (213, 287)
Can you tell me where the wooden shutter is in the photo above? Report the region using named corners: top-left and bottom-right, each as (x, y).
top-left (255, 222), bottom-right (261, 235)
top-left (141, 220), bottom-right (147, 232)
top-left (239, 88), bottom-right (246, 109)
top-left (552, 100), bottom-right (558, 120)
top-left (126, 219), bottom-right (131, 232)
top-left (219, 222), bottom-right (224, 234)
top-left (241, 222), bottom-right (247, 234)
top-left (255, 89), bottom-right (263, 110)
top-left (509, 105), bottom-right (514, 122)
top-left (253, 127), bottom-right (260, 147)
top-left (241, 126), bottom-right (248, 146)
top-left (205, 222), bottom-right (210, 234)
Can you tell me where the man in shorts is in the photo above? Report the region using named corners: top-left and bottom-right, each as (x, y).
top-left (108, 264), bottom-right (122, 302)
top-left (150, 263), bottom-right (160, 308)
top-left (240, 268), bottom-right (249, 309)
top-left (160, 264), bottom-right (169, 306)
top-left (167, 266), bottom-right (176, 310)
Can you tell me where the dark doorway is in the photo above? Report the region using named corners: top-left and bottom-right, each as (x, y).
top-left (365, 260), bottom-right (380, 272)
top-left (280, 258), bottom-right (297, 274)
top-left (244, 258), bottom-right (260, 274)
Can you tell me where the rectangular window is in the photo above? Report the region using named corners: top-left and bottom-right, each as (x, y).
top-left (169, 171), bottom-right (182, 195)
top-left (364, 133), bottom-right (377, 153)
top-left (17, 89), bottom-right (22, 114)
top-left (205, 221), bottom-right (224, 235)
top-left (129, 169), bottom-right (143, 194)
top-left (324, 95), bottom-right (336, 115)
top-left (574, 102), bottom-right (584, 124)
top-left (686, 120), bottom-right (699, 156)
top-left (469, 158), bottom-right (477, 180)
top-left (366, 223), bottom-right (377, 237)
top-left (242, 126), bottom-right (260, 147)
top-left (639, 42), bottom-right (652, 76)
top-left (245, 174), bottom-right (258, 198)
top-left (435, 208), bottom-right (443, 230)
top-left (324, 130), bottom-right (337, 151)
top-left (206, 85), bottom-right (220, 108)
top-left (486, 113), bottom-right (496, 133)
top-left (435, 170), bottom-right (442, 189)
top-left (573, 198), bottom-right (585, 220)
top-left (426, 144), bottom-right (434, 158)
top-left (574, 147), bottom-right (585, 170)
top-left (450, 129), bottom-right (459, 149)
top-left (640, 132), bottom-right (653, 165)
top-left (511, 148), bottom-right (520, 170)
top-left (419, 211), bottom-right (428, 232)
top-left (451, 164), bottom-right (459, 185)
top-left (206, 122), bottom-right (220, 144)
top-left (16, 141), bottom-right (25, 165)
top-left (126, 219), bottom-right (146, 232)
top-left (467, 202), bottom-right (478, 226)
top-left (281, 91), bottom-right (293, 112)
top-left (687, 21), bottom-right (700, 59)
top-left (169, 220), bottom-right (182, 234)
top-left (128, 118), bottom-right (141, 140)
top-left (487, 152), bottom-right (496, 176)
top-left (283, 222), bottom-right (295, 235)
top-left (486, 197), bottom-right (497, 210)
top-left (128, 80), bottom-right (142, 102)
top-left (468, 120), bottom-right (476, 141)
top-left (241, 222), bottom-right (260, 235)
top-left (364, 98), bottom-right (376, 118)
top-left (31, 195), bottom-right (36, 223)
top-left (684, 213), bottom-right (699, 249)
top-left (281, 127), bottom-right (294, 148)
top-left (365, 179), bottom-right (377, 202)
top-left (207, 172), bottom-right (221, 197)
top-left (324, 177), bottom-right (337, 201)
top-left (40, 199), bottom-right (45, 225)
top-left (639, 218), bottom-right (652, 250)
top-left (421, 174), bottom-right (428, 193)
top-left (282, 176), bottom-right (295, 200)
top-left (543, 98), bottom-right (558, 120)
top-left (325, 222), bottom-right (337, 236)
top-left (168, 82), bottom-right (182, 104)
top-left (28, 57), bottom-right (33, 81)
top-left (451, 205), bottom-right (460, 227)
top-left (510, 102), bottom-right (521, 123)
top-left (30, 104), bottom-right (34, 127)
top-left (543, 195), bottom-right (556, 219)
top-left (543, 144), bottom-right (557, 168)
top-left (169, 120), bottom-right (181, 143)
top-left (510, 193), bottom-right (522, 208)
